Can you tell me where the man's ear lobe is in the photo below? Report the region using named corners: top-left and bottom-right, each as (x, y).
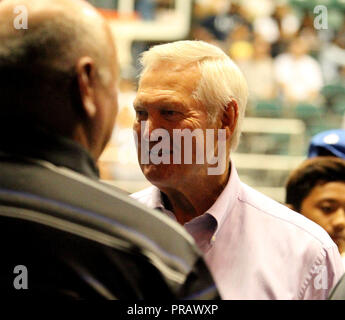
top-left (222, 100), bottom-right (238, 136)
top-left (76, 57), bottom-right (97, 119)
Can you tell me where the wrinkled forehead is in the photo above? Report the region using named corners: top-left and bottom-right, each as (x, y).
top-left (308, 181), bottom-right (345, 201)
top-left (138, 60), bottom-right (201, 97)
top-left (144, 60), bottom-right (199, 72)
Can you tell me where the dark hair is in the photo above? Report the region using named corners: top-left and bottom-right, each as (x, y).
top-left (285, 156), bottom-right (345, 212)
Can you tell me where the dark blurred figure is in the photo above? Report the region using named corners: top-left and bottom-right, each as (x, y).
top-left (195, 1), bottom-right (248, 42)
top-left (286, 157), bottom-right (345, 267)
top-left (0, 0), bottom-right (218, 299)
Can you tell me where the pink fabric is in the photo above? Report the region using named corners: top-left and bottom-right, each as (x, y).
top-left (131, 164), bottom-right (345, 299)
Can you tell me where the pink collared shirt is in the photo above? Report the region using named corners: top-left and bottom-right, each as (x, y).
top-left (131, 165), bottom-right (345, 299)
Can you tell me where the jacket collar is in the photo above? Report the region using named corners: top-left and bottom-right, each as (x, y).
top-left (0, 124), bottom-right (99, 179)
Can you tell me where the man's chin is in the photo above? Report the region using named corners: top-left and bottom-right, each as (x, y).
top-left (140, 163), bottom-right (175, 184)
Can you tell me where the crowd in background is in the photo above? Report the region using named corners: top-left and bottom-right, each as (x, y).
top-left (190, 0), bottom-right (345, 127)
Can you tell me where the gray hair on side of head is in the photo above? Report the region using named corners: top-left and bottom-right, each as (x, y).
top-left (139, 40), bottom-right (248, 151)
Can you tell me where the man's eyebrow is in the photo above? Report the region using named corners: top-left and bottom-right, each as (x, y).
top-left (156, 101), bottom-right (185, 109)
top-left (317, 198), bottom-right (339, 204)
top-left (134, 98), bottom-right (185, 109)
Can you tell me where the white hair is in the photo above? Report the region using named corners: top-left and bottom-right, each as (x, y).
top-left (139, 40), bottom-right (248, 151)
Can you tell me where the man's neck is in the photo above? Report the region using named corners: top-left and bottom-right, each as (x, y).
top-left (159, 164), bottom-right (231, 225)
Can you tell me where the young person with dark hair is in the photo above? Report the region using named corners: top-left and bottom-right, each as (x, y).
top-left (286, 157), bottom-right (345, 265)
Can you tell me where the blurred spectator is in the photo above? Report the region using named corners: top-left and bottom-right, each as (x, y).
top-left (227, 23), bottom-right (253, 61)
top-left (274, 3), bottom-right (300, 40)
top-left (319, 24), bottom-right (345, 84)
top-left (237, 36), bottom-right (277, 102)
top-left (241, 0), bottom-right (275, 21)
top-left (253, 15), bottom-right (279, 44)
top-left (195, 1), bottom-right (248, 42)
top-left (286, 157), bottom-right (345, 266)
top-left (271, 3), bottom-right (300, 57)
top-left (274, 36), bottom-right (323, 104)
top-left (308, 129), bottom-right (345, 159)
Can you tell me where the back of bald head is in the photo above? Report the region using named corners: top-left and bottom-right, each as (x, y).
top-left (0, 0), bottom-right (117, 133)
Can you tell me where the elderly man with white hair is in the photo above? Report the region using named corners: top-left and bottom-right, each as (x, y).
top-left (131, 40), bottom-right (345, 299)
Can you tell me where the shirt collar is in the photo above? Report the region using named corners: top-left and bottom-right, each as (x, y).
top-left (151, 161), bottom-right (241, 239)
top-left (152, 188), bottom-right (177, 220)
top-left (206, 163), bottom-right (241, 238)
top-left (150, 187), bottom-right (167, 210)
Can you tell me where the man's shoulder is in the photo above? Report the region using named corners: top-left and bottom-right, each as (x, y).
top-left (0, 160), bottom-right (196, 254)
top-left (239, 182), bottom-right (335, 248)
top-left (0, 160), bottom-right (220, 299)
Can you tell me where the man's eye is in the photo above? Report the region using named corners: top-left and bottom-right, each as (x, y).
top-left (135, 110), bottom-right (147, 118)
top-left (320, 204), bottom-right (337, 214)
top-left (161, 110), bottom-right (178, 117)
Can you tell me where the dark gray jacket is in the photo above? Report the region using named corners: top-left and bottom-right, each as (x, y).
top-left (0, 127), bottom-right (219, 299)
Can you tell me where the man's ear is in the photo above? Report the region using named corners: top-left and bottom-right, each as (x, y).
top-left (221, 100), bottom-right (238, 139)
top-left (76, 57), bottom-right (98, 119)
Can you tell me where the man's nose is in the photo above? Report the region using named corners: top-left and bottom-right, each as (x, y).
top-left (141, 118), bottom-right (161, 141)
top-left (332, 207), bottom-right (345, 233)
top-left (141, 119), bottom-right (151, 141)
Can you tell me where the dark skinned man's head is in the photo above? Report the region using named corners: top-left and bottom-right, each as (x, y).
top-left (0, 0), bottom-right (119, 160)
